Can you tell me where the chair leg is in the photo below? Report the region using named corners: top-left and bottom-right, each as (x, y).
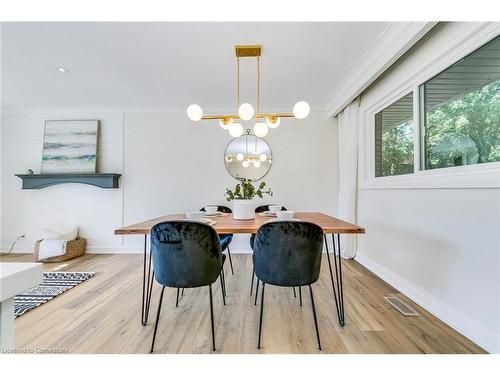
top-left (208, 284), bottom-right (216, 351)
top-left (181, 288), bottom-right (184, 296)
top-left (221, 267), bottom-right (227, 297)
top-left (299, 286), bottom-right (303, 306)
top-left (250, 266), bottom-right (255, 295)
top-left (257, 282), bottom-right (266, 349)
top-left (293, 287), bottom-right (296, 298)
top-left (309, 285), bottom-right (322, 350)
top-left (254, 279), bottom-right (260, 305)
top-left (175, 288), bottom-right (180, 307)
top-left (227, 246), bottom-right (234, 275)
top-left (150, 286), bottom-right (165, 353)
top-left (219, 271), bottom-right (226, 305)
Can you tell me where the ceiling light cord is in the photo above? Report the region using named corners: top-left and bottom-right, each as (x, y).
top-left (237, 57), bottom-right (240, 108)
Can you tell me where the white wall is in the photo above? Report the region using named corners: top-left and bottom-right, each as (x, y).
top-left (123, 111), bottom-right (337, 251)
top-left (0, 24), bottom-right (3, 247)
top-left (0, 110), bottom-right (338, 253)
top-left (354, 22), bottom-right (500, 353)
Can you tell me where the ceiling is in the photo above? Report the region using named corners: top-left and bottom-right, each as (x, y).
top-left (1, 22), bottom-right (390, 111)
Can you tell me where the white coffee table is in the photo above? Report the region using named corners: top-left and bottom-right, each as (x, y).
top-left (0, 262), bottom-right (43, 351)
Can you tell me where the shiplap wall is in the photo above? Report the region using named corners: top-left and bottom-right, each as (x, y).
top-left (1, 110), bottom-right (124, 251)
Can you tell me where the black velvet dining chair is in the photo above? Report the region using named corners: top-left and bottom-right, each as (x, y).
top-left (252, 221), bottom-right (324, 350)
top-left (149, 221), bottom-right (226, 352)
top-left (254, 204), bottom-right (288, 213)
top-left (250, 205), bottom-right (288, 297)
top-left (200, 205), bottom-right (234, 275)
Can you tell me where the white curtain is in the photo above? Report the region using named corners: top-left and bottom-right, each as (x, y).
top-left (337, 97), bottom-right (360, 259)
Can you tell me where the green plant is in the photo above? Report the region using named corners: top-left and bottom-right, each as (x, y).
top-left (225, 179), bottom-right (273, 201)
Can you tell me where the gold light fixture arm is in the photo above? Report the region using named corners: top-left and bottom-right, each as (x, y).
top-left (201, 112), bottom-right (295, 120)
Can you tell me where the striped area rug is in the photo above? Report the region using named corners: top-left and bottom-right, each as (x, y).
top-left (15, 272), bottom-right (95, 318)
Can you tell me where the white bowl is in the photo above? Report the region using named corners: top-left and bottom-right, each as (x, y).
top-left (186, 211), bottom-right (205, 221)
top-left (268, 204), bottom-right (282, 213)
top-left (275, 211), bottom-right (294, 220)
top-left (204, 205), bottom-right (219, 214)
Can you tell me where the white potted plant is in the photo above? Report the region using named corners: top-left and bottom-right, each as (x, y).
top-left (225, 179), bottom-right (273, 220)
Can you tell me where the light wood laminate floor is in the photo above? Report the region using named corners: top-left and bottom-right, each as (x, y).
top-left (2, 253), bottom-right (485, 354)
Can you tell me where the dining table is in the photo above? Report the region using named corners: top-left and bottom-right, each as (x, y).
top-left (114, 212), bottom-right (365, 328)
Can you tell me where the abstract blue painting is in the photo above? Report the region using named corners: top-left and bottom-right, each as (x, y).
top-left (41, 120), bottom-right (99, 174)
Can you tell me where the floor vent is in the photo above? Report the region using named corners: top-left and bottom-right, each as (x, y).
top-left (384, 296), bottom-right (420, 316)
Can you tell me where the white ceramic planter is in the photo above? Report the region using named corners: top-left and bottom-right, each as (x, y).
top-left (232, 199), bottom-right (255, 220)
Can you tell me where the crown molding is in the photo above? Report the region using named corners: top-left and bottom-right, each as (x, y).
top-left (326, 22), bottom-right (438, 117)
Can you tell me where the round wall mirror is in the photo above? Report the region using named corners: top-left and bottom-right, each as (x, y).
top-left (224, 132), bottom-right (272, 181)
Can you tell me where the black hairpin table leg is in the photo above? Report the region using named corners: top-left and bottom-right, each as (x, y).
top-left (142, 234), bottom-right (154, 326)
top-left (324, 233), bottom-right (345, 327)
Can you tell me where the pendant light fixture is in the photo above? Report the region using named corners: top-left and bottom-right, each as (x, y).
top-left (187, 45), bottom-right (310, 137)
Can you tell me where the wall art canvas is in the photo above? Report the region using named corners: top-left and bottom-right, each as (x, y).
top-left (41, 120), bottom-right (99, 174)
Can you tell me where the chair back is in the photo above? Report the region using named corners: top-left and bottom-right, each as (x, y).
top-left (200, 205), bottom-right (232, 213)
top-left (151, 221), bottom-right (223, 288)
top-left (253, 221), bottom-right (324, 286)
top-left (255, 205), bottom-right (287, 213)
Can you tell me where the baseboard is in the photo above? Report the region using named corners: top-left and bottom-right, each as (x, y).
top-left (355, 251), bottom-right (499, 353)
top-left (4, 244), bottom-right (254, 255)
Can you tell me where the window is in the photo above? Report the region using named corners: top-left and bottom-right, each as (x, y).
top-left (421, 36), bottom-right (500, 170)
top-left (375, 92), bottom-right (414, 177)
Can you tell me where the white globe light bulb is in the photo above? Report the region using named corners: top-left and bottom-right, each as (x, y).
top-left (259, 154), bottom-right (267, 162)
top-left (238, 103), bottom-right (255, 121)
top-left (293, 101), bottom-right (310, 119)
top-left (187, 104), bottom-right (203, 121)
top-left (236, 153), bottom-right (244, 161)
top-left (242, 160), bottom-right (250, 168)
top-left (219, 117), bottom-right (233, 130)
top-left (228, 122), bottom-right (244, 138)
top-left (253, 122), bottom-right (269, 137)
top-left (266, 116), bottom-right (281, 129)
top-left (254, 161), bottom-right (261, 168)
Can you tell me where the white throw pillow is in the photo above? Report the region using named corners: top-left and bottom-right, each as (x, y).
top-left (41, 229), bottom-right (62, 240)
top-left (41, 227), bottom-right (79, 241)
top-left (61, 227), bottom-right (79, 241)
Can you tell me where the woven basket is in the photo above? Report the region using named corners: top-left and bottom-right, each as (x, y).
top-left (34, 237), bottom-right (86, 263)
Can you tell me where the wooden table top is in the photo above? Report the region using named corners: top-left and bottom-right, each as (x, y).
top-left (114, 212), bottom-right (365, 235)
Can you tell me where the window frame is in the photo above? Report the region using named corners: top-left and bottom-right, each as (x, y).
top-left (359, 26), bottom-right (500, 190)
top-left (373, 91), bottom-right (416, 178)
top-left (419, 56), bottom-right (499, 173)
